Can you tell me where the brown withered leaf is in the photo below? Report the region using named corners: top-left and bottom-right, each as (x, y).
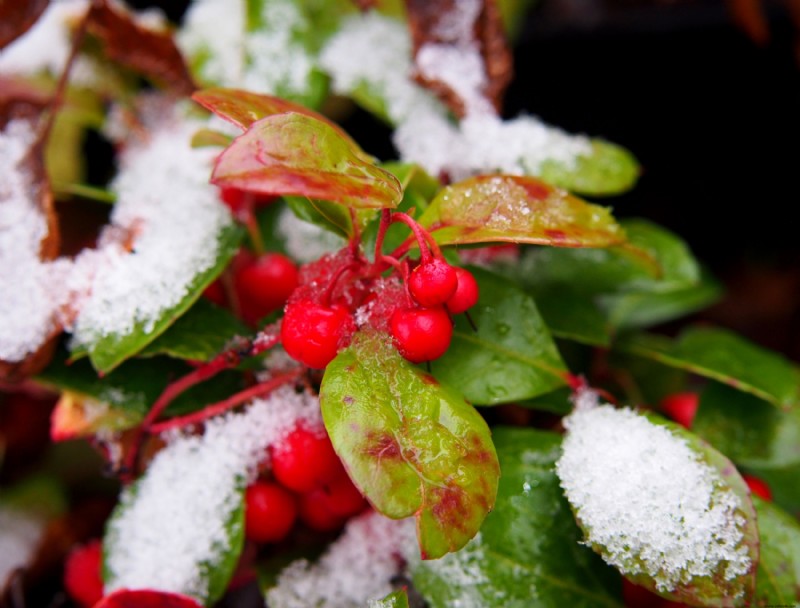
top-left (0, 102), bottom-right (61, 382)
top-left (86, 0), bottom-right (196, 96)
top-left (0, 0), bottom-right (50, 50)
top-left (405, 0), bottom-right (512, 117)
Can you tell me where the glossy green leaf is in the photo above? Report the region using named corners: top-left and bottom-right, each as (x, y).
top-left (538, 140), bottom-right (640, 197)
top-left (692, 382), bottom-right (800, 511)
top-left (531, 285), bottom-right (611, 347)
top-left (212, 113), bottom-right (402, 210)
top-left (370, 589), bottom-right (410, 608)
top-left (752, 496), bottom-right (800, 605)
top-left (561, 409), bottom-right (758, 606)
top-left (83, 224), bottom-right (244, 374)
top-left (192, 88), bottom-right (360, 148)
top-left (412, 427), bottom-right (623, 608)
top-left (137, 299), bottom-right (249, 362)
top-left (430, 267), bottom-right (568, 405)
top-left (615, 327), bottom-right (800, 410)
top-left (319, 330), bottom-right (500, 560)
top-left (285, 195), bottom-right (356, 239)
top-left (104, 481), bottom-right (245, 607)
top-left (417, 175), bottom-right (626, 248)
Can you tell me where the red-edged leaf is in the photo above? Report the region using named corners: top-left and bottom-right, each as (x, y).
top-left (192, 88), bottom-right (363, 153)
top-left (95, 589), bottom-right (202, 608)
top-left (406, 0), bottom-right (512, 117)
top-left (320, 330), bottom-right (500, 560)
top-left (211, 113), bottom-right (402, 209)
top-left (0, 0), bottom-right (50, 50)
top-left (417, 174), bottom-right (626, 247)
top-left (86, 0), bottom-right (195, 95)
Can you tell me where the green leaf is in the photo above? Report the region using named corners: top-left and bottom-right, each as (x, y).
top-left (559, 407), bottom-right (758, 606)
top-left (212, 113), bottom-right (402, 210)
top-left (538, 140), bottom-right (640, 197)
top-left (319, 330), bottom-right (500, 560)
top-left (692, 382), bottom-right (800, 511)
top-left (285, 195), bottom-right (356, 239)
top-left (752, 496), bottom-right (800, 605)
top-left (417, 175), bottom-right (626, 248)
top-left (138, 299), bottom-right (249, 362)
top-left (531, 285), bottom-right (611, 347)
top-left (104, 479), bottom-right (245, 606)
top-left (84, 224), bottom-right (244, 374)
top-left (369, 589), bottom-right (410, 608)
top-left (412, 427), bottom-right (623, 608)
top-left (192, 88), bottom-right (360, 147)
top-left (614, 327), bottom-right (800, 410)
top-left (430, 267), bottom-right (568, 405)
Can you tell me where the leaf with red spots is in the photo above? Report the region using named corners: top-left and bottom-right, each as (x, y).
top-left (416, 174), bottom-right (626, 248)
top-left (95, 589), bottom-right (202, 608)
top-left (211, 113), bottom-right (402, 210)
top-left (319, 330), bottom-right (499, 560)
top-left (0, 0), bottom-right (49, 50)
top-left (192, 88), bottom-right (364, 154)
top-left (85, 0), bottom-right (195, 96)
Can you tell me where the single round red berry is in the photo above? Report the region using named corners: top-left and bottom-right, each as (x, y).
top-left (234, 252), bottom-right (299, 324)
top-left (660, 392), bottom-right (699, 429)
top-left (244, 481), bottom-right (297, 543)
top-left (270, 425), bottom-right (344, 493)
top-left (742, 474), bottom-right (773, 501)
top-left (319, 472), bottom-right (368, 518)
top-left (446, 267), bottom-right (479, 314)
top-left (63, 539), bottom-right (104, 608)
top-left (408, 258), bottom-right (458, 307)
top-left (298, 489), bottom-right (348, 532)
top-left (390, 305), bottom-right (453, 363)
top-left (280, 299), bottom-right (354, 368)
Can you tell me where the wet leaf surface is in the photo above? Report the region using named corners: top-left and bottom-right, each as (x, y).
top-left (320, 330), bottom-right (499, 560)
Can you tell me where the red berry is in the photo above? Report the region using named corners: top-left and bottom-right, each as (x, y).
top-left (390, 306), bottom-right (453, 363)
top-left (408, 258), bottom-right (458, 307)
top-left (280, 300), bottom-right (354, 369)
top-left (298, 489), bottom-right (348, 532)
top-left (446, 267), bottom-right (479, 314)
top-left (63, 539), bottom-right (104, 608)
top-left (660, 392), bottom-right (699, 429)
top-left (202, 279), bottom-right (226, 307)
top-left (270, 425), bottom-right (344, 493)
top-left (319, 472), bottom-right (368, 518)
top-left (244, 481), bottom-right (297, 543)
top-left (743, 474), bottom-right (773, 501)
top-left (234, 252), bottom-right (299, 324)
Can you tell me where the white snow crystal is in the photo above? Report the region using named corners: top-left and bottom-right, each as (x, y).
top-left (555, 395), bottom-right (752, 593)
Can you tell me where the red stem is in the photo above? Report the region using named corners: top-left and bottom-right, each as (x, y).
top-left (374, 209), bottom-right (392, 261)
top-left (390, 212), bottom-right (439, 262)
top-left (148, 370), bottom-right (301, 434)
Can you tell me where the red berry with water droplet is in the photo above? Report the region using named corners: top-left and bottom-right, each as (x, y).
top-left (446, 267), bottom-right (479, 314)
top-left (408, 258), bottom-right (458, 307)
top-left (280, 299), bottom-right (354, 369)
top-left (270, 425), bottom-right (344, 493)
top-left (390, 305), bottom-right (453, 363)
top-left (244, 480), bottom-right (297, 543)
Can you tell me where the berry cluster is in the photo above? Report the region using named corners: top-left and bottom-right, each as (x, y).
top-left (244, 424), bottom-right (367, 544)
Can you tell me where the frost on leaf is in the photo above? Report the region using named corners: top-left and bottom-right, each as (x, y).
top-left (104, 387), bottom-right (322, 604)
top-left (418, 175), bottom-right (626, 248)
top-left (555, 391), bottom-right (758, 605)
top-left (320, 330), bottom-right (500, 560)
top-left (0, 114), bottom-right (61, 379)
top-left (266, 510), bottom-right (415, 608)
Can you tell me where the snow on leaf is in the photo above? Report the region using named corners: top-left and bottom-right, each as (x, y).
top-left (556, 394), bottom-right (758, 606)
top-left (417, 175), bottom-right (626, 247)
top-left (319, 330), bottom-right (499, 560)
top-left (368, 589), bottom-right (410, 608)
top-left (0, 0), bottom-right (49, 50)
top-left (86, 0), bottom-right (196, 95)
top-left (211, 113), bottom-right (402, 210)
